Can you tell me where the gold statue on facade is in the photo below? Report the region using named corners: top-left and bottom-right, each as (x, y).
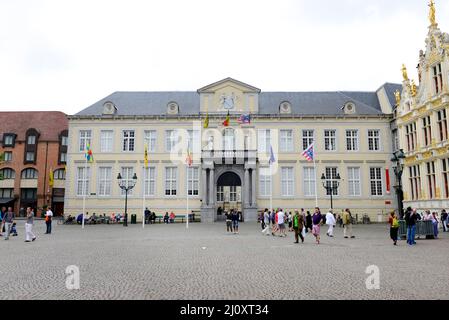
top-left (402, 64), bottom-right (409, 81)
top-left (429, 0), bottom-right (436, 26)
top-left (394, 89), bottom-right (401, 105)
top-left (411, 80), bottom-right (417, 97)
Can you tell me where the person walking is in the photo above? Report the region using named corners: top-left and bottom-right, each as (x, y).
top-left (277, 209), bottom-right (286, 237)
top-left (405, 207), bottom-right (418, 246)
top-left (225, 211), bottom-right (233, 233)
top-left (325, 209), bottom-right (336, 237)
top-left (441, 210), bottom-right (448, 232)
top-left (306, 211), bottom-right (312, 233)
top-left (293, 210), bottom-right (305, 244)
top-left (45, 207), bottom-right (53, 234)
top-left (25, 207), bottom-right (37, 243)
top-left (231, 209), bottom-right (239, 234)
top-left (343, 208), bottom-right (355, 239)
top-left (431, 212), bottom-right (439, 239)
top-left (0, 206), bottom-right (5, 237)
top-left (262, 209), bottom-right (271, 236)
top-left (3, 207), bottom-right (14, 240)
top-left (388, 211), bottom-right (399, 246)
top-left (312, 207), bottom-right (322, 245)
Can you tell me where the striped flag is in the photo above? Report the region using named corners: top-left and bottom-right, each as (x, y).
top-left (85, 143), bottom-right (94, 163)
top-left (302, 143), bottom-right (315, 162)
top-left (222, 111), bottom-right (230, 127)
top-left (186, 148), bottom-right (193, 167)
top-left (269, 145), bottom-right (276, 165)
top-left (144, 145), bottom-right (149, 169)
top-left (203, 113), bottom-right (209, 129)
top-left (49, 169), bottom-right (54, 188)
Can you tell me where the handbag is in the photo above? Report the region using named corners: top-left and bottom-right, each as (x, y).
top-left (301, 226), bottom-right (306, 238)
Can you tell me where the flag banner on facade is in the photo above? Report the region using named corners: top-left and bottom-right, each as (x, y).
top-left (85, 143), bottom-right (94, 162)
top-left (203, 113), bottom-right (209, 129)
top-left (186, 149), bottom-right (193, 167)
top-left (144, 145), bottom-right (149, 169)
top-left (49, 169), bottom-right (54, 188)
top-left (386, 168), bottom-right (391, 194)
top-left (302, 143), bottom-right (314, 162)
top-left (222, 111), bottom-right (230, 127)
top-left (237, 114), bottom-right (251, 124)
top-left (269, 145), bottom-right (276, 165)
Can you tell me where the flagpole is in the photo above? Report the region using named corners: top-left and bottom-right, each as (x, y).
top-left (313, 156), bottom-right (318, 208)
top-left (142, 165), bottom-right (145, 229)
top-left (186, 164), bottom-right (189, 230)
top-left (270, 163), bottom-right (273, 213)
top-left (82, 157), bottom-right (87, 230)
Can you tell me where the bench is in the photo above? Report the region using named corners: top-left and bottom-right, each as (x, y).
top-left (154, 214), bottom-right (198, 224)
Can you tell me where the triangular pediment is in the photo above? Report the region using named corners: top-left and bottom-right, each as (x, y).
top-left (197, 78), bottom-right (261, 94)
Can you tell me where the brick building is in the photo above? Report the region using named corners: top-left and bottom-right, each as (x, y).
top-left (0, 112), bottom-right (68, 216)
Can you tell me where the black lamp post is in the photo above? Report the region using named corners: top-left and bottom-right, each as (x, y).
top-left (391, 149), bottom-right (406, 218)
top-left (117, 172), bottom-right (137, 227)
top-left (321, 172), bottom-right (341, 211)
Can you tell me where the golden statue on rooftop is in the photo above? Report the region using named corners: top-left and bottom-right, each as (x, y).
top-left (402, 64), bottom-right (409, 81)
top-left (429, 0), bottom-right (437, 26)
top-left (411, 80), bottom-right (417, 97)
top-left (394, 90), bottom-right (401, 105)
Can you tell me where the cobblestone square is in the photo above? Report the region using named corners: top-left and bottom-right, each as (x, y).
top-left (1, 221), bottom-right (448, 300)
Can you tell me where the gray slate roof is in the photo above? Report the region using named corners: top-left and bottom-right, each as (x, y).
top-left (75, 84), bottom-right (401, 117)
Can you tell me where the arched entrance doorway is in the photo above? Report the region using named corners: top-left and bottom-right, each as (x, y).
top-left (216, 171), bottom-right (242, 221)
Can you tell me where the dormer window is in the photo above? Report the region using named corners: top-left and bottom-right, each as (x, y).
top-left (343, 102), bottom-right (356, 115)
top-left (103, 102), bottom-right (117, 115)
top-left (24, 128), bottom-right (39, 165)
top-left (167, 102), bottom-right (179, 115)
top-left (59, 130), bottom-right (68, 165)
top-left (2, 133), bottom-right (16, 147)
top-left (279, 102), bottom-right (292, 114)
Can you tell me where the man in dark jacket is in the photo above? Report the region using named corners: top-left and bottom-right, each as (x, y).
top-left (3, 207), bottom-right (14, 240)
top-left (442, 210), bottom-right (448, 232)
top-left (405, 207), bottom-right (418, 245)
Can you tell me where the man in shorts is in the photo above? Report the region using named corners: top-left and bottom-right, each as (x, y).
top-left (231, 209), bottom-right (239, 234)
top-left (277, 209), bottom-right (286, 237)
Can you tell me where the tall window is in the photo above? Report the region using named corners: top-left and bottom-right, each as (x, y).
top-left (442, 159), bottom-right (449, 198)
top-left (0, 188), bottom-right (13, 198)
top-left (324, 167), bottom-right (339, 196)
top-left (437, 109), bottom-right (448, 142)
top-left (422, 116), bottom-right (432, 147)
top-left (98, 167), bottom-right (112, 196)
top-left (368, 130), bottom-right (381, 151)
top-left (188, 130), bottom-right (201, 153)
top-left (280, 130), bottom-right (293, 152)
top-left (77, 167), bottom-right (90, 196)
top-left (223, 128), bottom-right (236, 151)
top-left (406, 122), bottom-right (417, 152)
top-left (346, 130), bottom-right (359, 151)
top-left (302, 130), bottom-right (314, 150)
top-left (324, 130), bottom-right (337, 151)
top-left (165, 130), bottom-right (179, 152)
top-left (100, 130), bottom-right (114, 153)
top-left (348, 167), bottom-right (361, 196)
top-left (409, 165), bottom-right (421, 200)
top-left (370, 168), bottom-right (383, 196)
top-left (122, 130), bottom-right (135, 152)
top-left (120, 167), bottom-right (135, 195)
top-left (59, 130), bottom-right (68, 165)
top-left (165, 167), bottom-right (177, 196)
top-left (3, 152), bottom-right (12, 162)
top-left (281, 167), bottom-right (294, 196)
top-left (21, 168), bottom-right (38, 179)
top-left (217, 186), bottom-right (224, 202)
top-left (303, 167), bottom-right (316, 197)
top-left (26, 152), bottom-right (35, 162)
top-left (144, 167), bottom-right (156, 196)
top-left (433, 63), bottom-right (443, 95)
top-left (187, 167), bottom-right (199, 196)
top-left (258, 130), bottom-right (271, 153)
top-left (0, 168), bottom-right (15, 179)
top-left (79, 130), bottom-right (92, 152)
top-left (144, 130), bottom-right (157, 153)
top-left (230, 186), bottom-right (237, 202)
top-left (27, 135), bottom-right (36, 145)
top-left (393, 130), bottom-right (400, 152)
top-left (259, 168), bottom-right (272, 197)
top-left (426, 162), bottom-right (436, 199)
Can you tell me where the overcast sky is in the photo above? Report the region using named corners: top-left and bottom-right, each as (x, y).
top-left (0, 0), bottom-right (447, 114)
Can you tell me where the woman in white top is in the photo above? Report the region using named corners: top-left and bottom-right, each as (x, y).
top-left (326, 210), bottom-right (336, 237)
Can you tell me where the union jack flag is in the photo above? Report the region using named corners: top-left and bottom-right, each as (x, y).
top-left (302, 143), bottom-right (314, 162)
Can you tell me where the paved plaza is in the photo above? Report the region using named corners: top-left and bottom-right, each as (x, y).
top-left (0, 221), bottom-right (448, 300)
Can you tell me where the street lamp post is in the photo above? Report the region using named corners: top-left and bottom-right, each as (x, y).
top-left (391, 149), bottom-right (406, 218)
top-left (117, 172), bottom-right (138, 227)
top-left (321, 172), bottom-right (341, 211)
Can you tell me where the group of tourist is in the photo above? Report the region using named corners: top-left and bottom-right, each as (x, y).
top-left (259, 207), bottom-right (356, 245)
top-left (388, 207), bottom-right (449, 246)
top-left (225, 209), bottom-right (240, 234)
top-left (0, 206), bottom-right (53, 242)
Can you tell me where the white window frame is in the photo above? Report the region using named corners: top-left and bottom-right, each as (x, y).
top-left (347, 167), bottom-right (361, 197)
top-left (165, 167), bottom-right (177, 196)
top-left (217, 186), bottom-right (224, 202)
top-left (258, 129), bottom-right (271, 153)
top-left (144, 167), bottom-right (156, 197)
top-left (259, 168), bottom-right (272, 197)
top-left (76, 167), bottom-right (90, 196)
top-left (122, 130), bottom-right (135, 152)
top-left (187, 167), bottom-right (200, 197)
top-left (324, 130), bottom-right (337, 151)
top-left (302, 130), bottom-right (315, 150)
top-left (303, 167), bottom-right (316, 197)
top-left (281, 167), bottom-right (295, 197)
top-left (324, 167), bottom-right (339, 196)
top-left (369, 167), bottom-right (383, 197)
top-left (165, 130), bottom-right (179, 152)
top-left (280, 130), bottom-right (294, 152)
top-left (79, 130), bottom-right (92, 152)
top-left (98, 167), bottom-right (112, 197)
top-left (100, 130), bottom-right (114, 153)
top-left (144, 130), bottom-right (157, 153)
top-left (346, 130), bottom-right (359, 152)
top-left (368, 130), bottom-right (381, 151)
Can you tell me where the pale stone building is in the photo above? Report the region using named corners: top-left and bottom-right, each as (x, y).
top-left (65, 78), bottom-right (400, 222)
top-left (396, 1), bottom-right (449, 212)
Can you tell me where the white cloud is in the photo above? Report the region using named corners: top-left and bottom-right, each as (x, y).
top-left (0, 0), bottom-right (446, 113)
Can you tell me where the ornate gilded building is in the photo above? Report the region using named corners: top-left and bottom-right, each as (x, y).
top-left (396, 1), bottom-right (449, 211)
